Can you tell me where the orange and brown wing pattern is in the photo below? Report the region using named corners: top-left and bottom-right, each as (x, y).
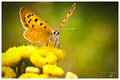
top-left (59, 3), bottom-right (76, 31)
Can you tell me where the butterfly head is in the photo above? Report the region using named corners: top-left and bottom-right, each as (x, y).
top-left (52, 29), bottom-right (59, 39)
top-left (52, 29), bottom-right (59, 36)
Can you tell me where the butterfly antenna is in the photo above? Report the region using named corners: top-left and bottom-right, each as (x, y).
top-left (62, 28), bottom-right (78, 30)
top-left (45, 21), bottom-right (55, 29)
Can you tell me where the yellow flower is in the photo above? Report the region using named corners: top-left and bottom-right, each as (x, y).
top-left (40, 46), bottom-right (67, 61)
top-left (65, 71), bottom-right (78, 79)
top-left (39, 74), bottom-right (49, 78)
top-left (25, 66), bottom-right (40, 74)
top-left (30, 49), bottom-right (57, 68)
top-left (18, 73), bottom-right (40, 78)
top-left (2, 44), bottom-right (38, 67)
top-left (2, 46), bottom-right (21, 67)
top-left (43, 64), bottom-right (64, 76)
top-left (19, 44), bottom-right (39, 58)
top-left (2, 66), bottom-right (16, 78)
top-left (39, 74), bottom-right (58, 78)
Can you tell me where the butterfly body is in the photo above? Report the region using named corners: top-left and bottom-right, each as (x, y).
top-left (20, 3), bottom-right (76, 47)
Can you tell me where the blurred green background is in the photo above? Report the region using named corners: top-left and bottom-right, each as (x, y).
top-left (2, 2), bottom-right (118, 78)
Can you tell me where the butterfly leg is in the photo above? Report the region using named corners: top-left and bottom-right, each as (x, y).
top-left (46, 43), bottom-right (48, 46)
top-left (54, 39), bottom-right (57, 48)
top-left (57, 40), bottom-right (61, 48)
top-left (46, 40), bottom-right (49, 46)
top-left (54, 40), bottom-right (61, 48)
top-left (49, 39), bottom-right (60, 48)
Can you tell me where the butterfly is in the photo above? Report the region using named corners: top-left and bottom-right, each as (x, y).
top-left (19, 3), bottom-right (76, 48)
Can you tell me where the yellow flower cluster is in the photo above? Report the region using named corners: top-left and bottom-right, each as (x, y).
top-left (40, 46), bottom-right (67, 61)
top-left (2, 45), bottom-right (38, 67)
top-left (29, 45), bottom-right (67, 68)
top-left (19, 73), bottom-right (50, 78)
top-left (2, 45), bottom-right (66, 67)
top-left (19, 65), bottom-right (78, 78)
top-left (19, 45), bottom-right (39, 58)
top-left (2, 47), bottom-right (21, 67)
top-left (2, 66), bottom-right (16, 78)
top-left (43, 64), bottom-right (65, 76)
top-left (30, 49), bottom-right (57, 68)
top-left (19, 73), bottom-right (40, 78)
top-left (2, 44), bottom-right (78, 78)
top-left (19, 65), bottom-right (64, 78)
top-left (25, 66), bottom-right (40, 74)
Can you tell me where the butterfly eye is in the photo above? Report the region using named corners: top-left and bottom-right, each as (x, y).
top-left (53, 31), bottom-right (56, 35)
top-left (57, 32), bottom-right (59, 35)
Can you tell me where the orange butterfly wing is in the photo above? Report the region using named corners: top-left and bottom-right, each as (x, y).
top-left (59, 3), bottom-right (76, 31)
top-left (19, 7), bottom-right (52, 44)
top-left (24, 29), bottom-right (50, 43)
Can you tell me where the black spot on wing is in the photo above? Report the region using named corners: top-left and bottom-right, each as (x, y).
top-left (28, 21), bottom-right (30, 23)
top-left (26, 24), bottom-right (28, 27)
top-left (40, 23), bottom-right (43, 26)
top-left (24, 20), bottom-right (26, 22)
top-left (34, 19), bottom-right (38, 22)
top-left (27, 14), bottom-right (31, 18)
top-left (32, 25), bottom-right (34, 28)
top-left (44, 26), bottom-right (46, 29)
top-left (23, 17), bottom-right (26, 19)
